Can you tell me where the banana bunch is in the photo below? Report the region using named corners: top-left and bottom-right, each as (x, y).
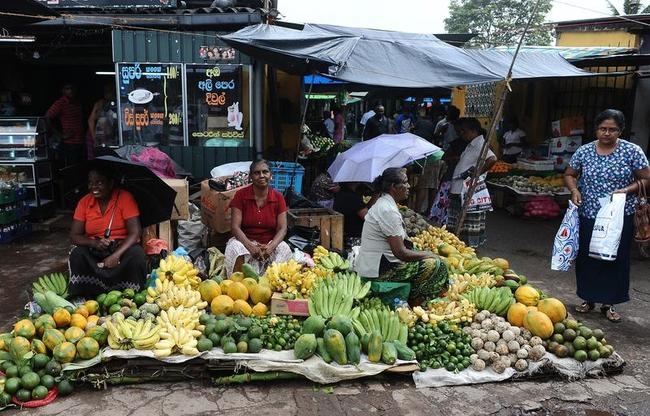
top-left (411, 225), bottom-right (475, 256)
top-left (312, 245), bottom-right (329, 263)
top-left (308, 276), bottom-right (360, 319)
top-left (153, 285), bottom-right (208, 311)
top-left (146, 277), bottom-right (179, 303)
top-left (395, 306), bottom-right (419, 328)
top-left (156, 305), bottom-right (205, 332)
top-left (105, 317), bottom-right (161, 350)
top-left (157, 255), bottom-right (201, 289)
top-left (263, 260), bottom-right (320, 297)
top-left (446, 272), bottom-right (496, 300)
top-left (417, 298), bottom-right (477, 324)
top-left (317, 251), bottom-right (350, 272)
top-left (460, 286), bottom-right (514, 316)
top-left (153, 323), bottom-right (202, 358)
top-left (32, 272), bottom-right (69, 299)
top-left (327, 271), bottom-right (371, 299)
top-left (352, 307), bottom-right (408, 344)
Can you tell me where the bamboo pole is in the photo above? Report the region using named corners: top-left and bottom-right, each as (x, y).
top-left (455, 0), bottom-right (543, 235)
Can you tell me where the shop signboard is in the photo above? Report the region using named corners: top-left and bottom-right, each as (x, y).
top-left (37, 0), bottom-right (176, 8)
top-left (117, 63), bottom-right (183, 146)
top-left (185, 64), bottom-right (248, 147)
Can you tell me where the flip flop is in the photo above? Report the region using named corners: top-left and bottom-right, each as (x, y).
top-left (575, 302), bottom-right (595, 313)
top-left (601, 305), bottom-right (621, 323)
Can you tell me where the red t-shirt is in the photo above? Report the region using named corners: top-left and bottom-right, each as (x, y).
top-left (73, 189), bottom-right (140, 240)
top-left (46, 96), bottom-right (84, 144)
top-left (229, 185), bottom-right (287, 244)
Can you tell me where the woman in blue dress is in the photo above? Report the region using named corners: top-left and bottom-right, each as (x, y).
top-left (564, 109), bottom-right (649, 322)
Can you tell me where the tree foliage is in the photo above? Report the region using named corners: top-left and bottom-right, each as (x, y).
top-left (445, 0), bottom-right (553, 48)
top-left (606, 0), bottom-right (650, 15)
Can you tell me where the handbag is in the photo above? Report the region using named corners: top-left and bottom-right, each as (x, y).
top-left (551, 201), bottom-right (579, 271)
top-left (633, 180), bottom-right (650, 243)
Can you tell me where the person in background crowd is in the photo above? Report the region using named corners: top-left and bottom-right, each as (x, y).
top-left (333, 182), bottom-right (373, 248)
top-left (320, 110), bottom-right (335, 139)
top-left (310, 171), bottom-right (340, 210)
top-left (501, 117), bottom-right (526, 163)
top-left (346, 109), bottom-right (357, 138)
top-left (412, 106), bottom-right (436, 143)
top-left (359, 102), bottom-right (377, 138)
top-left (356, 167), bottom-right (449, 303)
top-left (333, 105), bottom-right (346, 143)
top-left (225, 159), bottom-right (293, 276)
top-left (395, 104), bottom-right (415, 134)
top-left (446, 117), bottom-right (497, 247)
top-left (87, 84), bottom-right (117, 159)
top-left (363, 104), bottom-right (390, 140)
top-left (564, 109), bottom-right (649, 323)
top-left (434, 105), bottom-right (461, 150)
top-left (429, 130), bottom-right (468, 226)
top-left (46, 82), bottom-right (85, 166)
top-left (68, 165), bottom-right (147, 297)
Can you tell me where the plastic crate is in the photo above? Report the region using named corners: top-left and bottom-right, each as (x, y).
top-left (269, 161), bottom-right (305, 194)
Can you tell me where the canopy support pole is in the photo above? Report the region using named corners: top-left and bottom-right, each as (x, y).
top-left (455, 0), bottom-right (542, 236)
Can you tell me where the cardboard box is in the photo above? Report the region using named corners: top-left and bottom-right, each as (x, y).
top-left (551, 117), bottom-right (584, 138)
top-left (549, 136), bottom-right (582, 154)
top-left (200, 179), bottom-right (247, 233)
top-left (287, 208), bottom-right (344, 251)
top-left (163, 178), bottom-right (189, 220)
top-left (270, 292), bottom-right (310, 316)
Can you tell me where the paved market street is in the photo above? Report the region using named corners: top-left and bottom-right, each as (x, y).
top-left (1, 209), bottom-right (649, 415)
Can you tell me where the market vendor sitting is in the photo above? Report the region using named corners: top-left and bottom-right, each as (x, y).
top-left (355, 167), bottom-right (449, 303)
top-left (225, 159), bottom-right (293, 276)
top-left (69, 166), bottom-right (147, 298)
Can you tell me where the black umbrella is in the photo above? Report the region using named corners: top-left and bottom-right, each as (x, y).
top-left (90, 156), bottom-right (177, 228)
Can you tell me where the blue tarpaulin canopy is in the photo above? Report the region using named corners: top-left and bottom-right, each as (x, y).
top-left (222, 23), bottom-right (592, 89)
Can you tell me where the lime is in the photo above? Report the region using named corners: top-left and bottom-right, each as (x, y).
top-left (122, 288), bottom-right (135, 299)
top-left (4, 365), bottom-right (18, 378)
top-left (248, 325), bottom-right (263, 339)
top-left (248, 338), bottom-right (263, 353)
top-left (57, 379), bottom-right (74, 396)
top-left (238, 333), bottom-right (249, 343)
top-left (31, 385), bottom-right (48, 400)
top-left (208, 333), bottom-right (221, 347)
top-left (445, 362), bottom-right (456, 372)
top-left (572, 336), bottom-right (587, 351)
top-left (592, 328), bottom-right (605, 341)
top-left (586, 337), bottom-right (599, 351)
top-left (196, 337), bottom-right (213, 352)
top-left (108, 303), bottom-right (122, 315)
top-left (223, 341), bottom-right (237, 354)
top-left (573, 349), bottom-right (588, 362)
top-left (551, 333), bottom-right (564, 344)
top-left (32, 353), bottom-right (50, 370)
top-left (133, 293), bottom-right (147, 306)
top-left (562, 328), bottom-right (577, 342)
top-left (553, 344), bottom-right (569, 358)
top-left (578, 326), bottom-right (593, 339)
top-left (15, 388), bottom-right (32, 403)
top-left (40, 374), bottom-right (55, 389)
top-left (564, 319), bottom-right (579, 330)
top-left (198, 313), bottom-right (211, 326)
top-left (214, 321), bottom-right (229, 335)
top-left (18, 365), bottom-right (33, 377)
top-left (96, 293), bottom-right (107, 306)
top-left (44, 360), bottom-right (62, 377)
top-left (236, 341), bottom-right (248, 353)
top-left (4, 377), bottom-right (21, 395)
top-left (563, 342), bottom-right (576, 357)
top-left (0, 361), bottom-right (14, 372)
top-left (587, 349), bottom-right (600, 361)
top-left (203, 323), bottom-right (216, 336)
top-left (21, 372), bottom-right (40, 390)
top-left (553, 322), bottom-right (566, 334)
top-left (547, 341), bottom-right (559, 352)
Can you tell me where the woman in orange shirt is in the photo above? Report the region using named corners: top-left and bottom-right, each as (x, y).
top-left (68, 166), bottom-right (147, 297)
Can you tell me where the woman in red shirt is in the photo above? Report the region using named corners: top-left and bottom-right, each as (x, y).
top-left (225, 159), bottom-right (292, 276)
top-left (68, 166), bottom-right (147, 297)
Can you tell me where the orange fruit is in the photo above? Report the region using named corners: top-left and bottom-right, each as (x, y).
top-left (219, 279), bottom-right (234, 294)
top-left (13, 319), bottom-right (36, 340)
top-left (241, 278), bottom-right (258, 295)
top-left (198, 280), bottom-right (221, 303)
top-left (227, 282), bottom-right (249, 301)
top-left (250, 284), bottom-right (272, 305)
top-left (74, 305), bottom-right (90, 318)
top-left (229, 272), bottom-right (244, 282)
top-left (69, 314), bottom-right (87, 329)
top-left (52, 308), bottom-right (71, 328)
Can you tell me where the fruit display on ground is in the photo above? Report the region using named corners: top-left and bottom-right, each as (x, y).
top-left (0, 236), bottom-right (623, 406)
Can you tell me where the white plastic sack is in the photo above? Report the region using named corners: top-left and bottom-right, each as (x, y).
top-left (461, 175), bottom-right (492, 213)
top-left (551, 201), bottom-right (580, 271)
top-left (589, 193), bottom-right (626, 261)
top-left (210, 161), bottom-right (253, 178)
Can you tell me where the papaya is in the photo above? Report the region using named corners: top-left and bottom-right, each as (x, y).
top-left (367, 331), bottom-right (383, 363)
top-left (316, 337), bottom-right (332, 363)
top-left (241, 263), bottom-right (259, 281)
top-left (294, 334), bottom-right (317, 360)
top-left (323, 329), bottom-right (347, 365)
top-left (9, 336), bottom-right (31, 363)
top-left (301, 315), bottom-right (326, 337)
top-left (515, 284), bottom-right (541, 306)
top-left (326, 315), bottom-right (353, 336)
top-left (43, 328), bottom-right (66, 351)
top-left (345, 331), bottom-right (361, 364)
top-left (381, 341), bottom-right (397, 365)
top-left (76, 337), bottom-right (100, 360)
top-left (13, 319), bottom-right (36, 340)
top-left (507, 302), bottom-right (528, 327)
top-left (85, 326), bottom-right (108, 346)
top-left (53, 341), bottom-right (76, 363)
top-left (392, 341), bottom-right (416, 361)
top-left (360, 332), bottom-right (371, 353)
top-left (523, 310), bottom-right (554, 340)
top-left (536, 298), bottom-right (567, 323)
top-left (34, 315), bottom-right (56, 337)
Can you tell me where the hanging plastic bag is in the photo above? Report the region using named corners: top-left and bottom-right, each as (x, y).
top-left (551, 201), bottom-right (580, 271)
top-left (589, 193), bottom-right (626, 261)
top-left (461, 175), bottom-right (492, 213)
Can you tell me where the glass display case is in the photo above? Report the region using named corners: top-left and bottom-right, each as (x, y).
top-left (0, 117), bottom-right (53, 216)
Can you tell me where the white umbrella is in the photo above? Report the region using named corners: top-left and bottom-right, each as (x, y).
top-left (327, 133), bottom-right (441, 183)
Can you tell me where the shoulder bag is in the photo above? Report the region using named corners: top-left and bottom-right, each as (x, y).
top-left (633, 180), bottom-right (650, 243)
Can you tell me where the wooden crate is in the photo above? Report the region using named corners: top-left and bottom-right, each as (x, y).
top-left (142, 220), bottom-right (175, 252)
top-left (287, 208), bottom-right (343, 251)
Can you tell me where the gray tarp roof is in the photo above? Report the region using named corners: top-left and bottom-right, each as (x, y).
top-left (221, 23), bottom-right (592, 89)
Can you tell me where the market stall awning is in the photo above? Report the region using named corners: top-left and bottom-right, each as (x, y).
top-left (0, 0), bottom-right (59, 27)
top-left (221, 23), bottom-right (593, 89)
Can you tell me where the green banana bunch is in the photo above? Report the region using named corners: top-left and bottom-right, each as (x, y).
top-left (308, 276), bottom-right (360, 319)
top-left (460, 286), bottom-right (514, 316)
top-left (32, 272), bottom-right (69, 299)
top-left (352, 307), bottom-right (407, 344)
top-left (328, 271), bottom-right (370, 299)
top-left (318, 251), bottom-right (350, 272)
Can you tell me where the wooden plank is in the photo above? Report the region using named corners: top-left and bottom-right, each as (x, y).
top-left (158, 220), bottom-right (173, 251)
top-left (320, 216), bottom-right (331, 249)
top-left (329, 213), bottom-right (344, 251)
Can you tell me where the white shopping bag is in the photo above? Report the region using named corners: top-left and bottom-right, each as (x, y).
top-left (461, 175), bottom-right (492, 213)
top-left (589, 193), bottom-right (626, 261)
top-left (551, 201), bottom-right (580, 271)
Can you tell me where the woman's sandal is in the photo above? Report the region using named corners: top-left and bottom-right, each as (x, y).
top-left (575, 302), bottom-right (595, 313)
top-left (601, 305), bottom-right (621, 323)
